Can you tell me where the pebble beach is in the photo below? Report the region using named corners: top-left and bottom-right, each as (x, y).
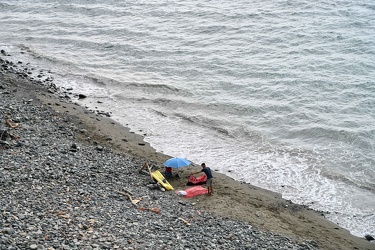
top-left (1, 52), bottom-right (374, 250)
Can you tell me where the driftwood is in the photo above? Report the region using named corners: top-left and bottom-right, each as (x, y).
top-left (116, 188), bottom-right (161, 214)
top-left (145, 162), bottom-right (154, 180)
top-left (139, 162), bottom-right (155, 181)
top-left (121, 188), bottom-right (134, 196)
top-left (5, 118), bottom-right (20, 129)
top-left (178, 217), bottom-right (191, 226)
top-left (138, 168), bottom-right (149, 176)
top-left (116, 190), bottom-right (142, 206)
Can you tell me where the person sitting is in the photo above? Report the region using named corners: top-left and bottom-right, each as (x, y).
top-left (165, 167), bottom-right (173, 178)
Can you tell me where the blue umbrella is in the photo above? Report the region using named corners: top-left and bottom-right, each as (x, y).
top-left (163, 157), bottom-right (191, 168)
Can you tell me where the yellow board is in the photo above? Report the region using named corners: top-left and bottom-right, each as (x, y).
top-left (151, 170), bottom-right (174, 190)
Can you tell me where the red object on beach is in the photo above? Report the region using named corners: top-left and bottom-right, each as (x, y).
top-left (187, 174), bottom-right (207, 185)
top-left (183, 186), bottom-right (208, 198)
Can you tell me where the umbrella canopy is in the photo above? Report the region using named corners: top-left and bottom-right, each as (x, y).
top-left (163, 157), bottom-right (191, 168)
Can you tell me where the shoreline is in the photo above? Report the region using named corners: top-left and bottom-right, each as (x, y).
top-left (1, 56), bottom-right (374, 249)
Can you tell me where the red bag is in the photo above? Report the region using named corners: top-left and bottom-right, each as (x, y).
top-left (184, 186), bottom-right (208, 198)
top-left (187, 174), bottom-right (207, 186)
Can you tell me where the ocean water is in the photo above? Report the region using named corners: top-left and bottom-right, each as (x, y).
top-left (1, 0), bottom-right (374, 237)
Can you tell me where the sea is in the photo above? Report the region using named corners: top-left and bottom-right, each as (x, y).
top-left (0, 0), bottom-right (374, 238)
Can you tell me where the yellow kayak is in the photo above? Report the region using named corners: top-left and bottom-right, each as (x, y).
top-left (151, 170), bottom-right (174, 190)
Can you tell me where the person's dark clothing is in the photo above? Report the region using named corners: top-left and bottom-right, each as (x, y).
top-left (201, 167), bottom-right (213, 179)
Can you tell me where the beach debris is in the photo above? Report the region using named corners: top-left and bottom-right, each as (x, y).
top-left (138, 207), bottom-right (160, 214)
top-left (178, 217), bottom-right (191, 226)
top-left (138, 162), bottom-right (150, 175)
top-left (116, 190), bottom-right (142, 206)
top-left (365, 234), bottom-right (374, 241)
top-left (1, 116), bottom-right (21, 142)
top-left (53, 210), bottom-right (70, 219)
top-left (177, 191), bottom-right (187, 196)
top-left (146, 162), bottom-right (154, 180)
top-left (5, 118), bottom-right (20, 129)
top-left (96, 110), bottom-right (111, 117)
top-left (178, 201), bottom-right (187, 206)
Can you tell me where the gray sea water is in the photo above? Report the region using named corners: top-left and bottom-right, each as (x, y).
top-left (1, 0), bottom-right (374, 237)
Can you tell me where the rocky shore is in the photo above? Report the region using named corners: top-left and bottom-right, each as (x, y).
top-left (1, 52), bottom-right (374, 250)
